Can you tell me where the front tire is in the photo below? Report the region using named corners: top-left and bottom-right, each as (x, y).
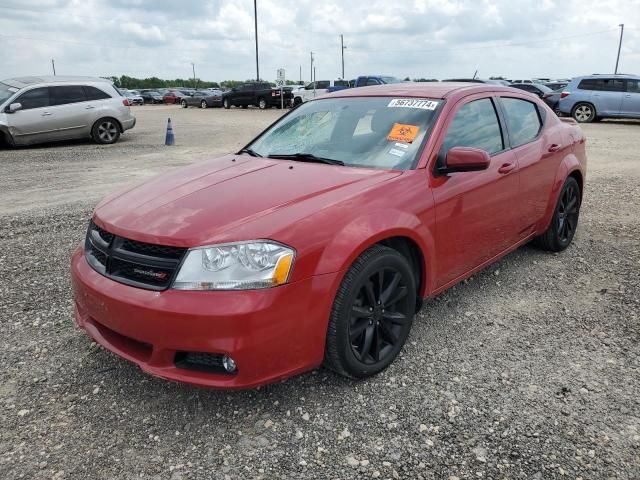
top-left (181, 100), bottom-right (188, 108)
top-left (293, 97), bottom-right (302, 106)
top-left (534, 177), bottom-right (581, 252)
top-left (572, 102), bottom-right (596, 123)
top-left (201, 100), bottom-right (207, 109)
top-left (92, 118), bottom-right (120, 145)
top-left (324, 245), bottom-right (416, 379)
top-left (223, 98), bottom-right (231, 109)
top-left (258, 97), bottom-right (267, 110)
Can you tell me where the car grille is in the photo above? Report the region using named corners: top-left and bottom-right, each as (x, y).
top-left (84, 220), bottom-right (187, 291)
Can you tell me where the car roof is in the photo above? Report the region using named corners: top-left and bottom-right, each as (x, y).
top-left (1, 75), bottom-right (112, 89)
top-left (326, 82), bottom-right (513, 100)
top-left (575, 74), bottom-right (640, 80)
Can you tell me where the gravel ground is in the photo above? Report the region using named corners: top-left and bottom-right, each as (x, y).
top-left (0, 106), bottom-right (639, 480)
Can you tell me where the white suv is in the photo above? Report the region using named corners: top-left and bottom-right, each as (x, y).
top-left (292, 79), bottom-right (351, 105)
top-left (0, 76), bottom-right (136, 147)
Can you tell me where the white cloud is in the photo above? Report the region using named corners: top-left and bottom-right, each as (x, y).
top-left (0, 0), bottom-right (637, 82)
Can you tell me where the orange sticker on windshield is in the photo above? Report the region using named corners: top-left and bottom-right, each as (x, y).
top-left (387, 123), bottom-right (419, 143)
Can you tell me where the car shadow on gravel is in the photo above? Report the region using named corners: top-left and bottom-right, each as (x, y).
top-left (6, 136), bottom-right (133, 150)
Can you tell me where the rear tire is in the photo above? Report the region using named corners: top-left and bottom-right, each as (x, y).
top-left (201, 100), bottom-right (207, 109)
top-left (258, 97), bottom-right (267, 110)
top-left (572, 102), bottom-right (596, 123)
top-left (324, 245), bottom-right (416, 379)
top-left (293, 97), bottom-right (302, 106)
top-left (91, 118), bottom-right (121, 145)
top-left (533, 177), bottom-right (581, 252)
top-left (181, 100), bottom-right (188, 108)
top-left (241, 104), bottom-right (248, 109)
top-left (223, 98), bottom-right (231, 109)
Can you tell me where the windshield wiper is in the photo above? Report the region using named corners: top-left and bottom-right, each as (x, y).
top-left (267, 153), bottom-right (344, 166)
top-left (238, 147), bottom-right (262, 157)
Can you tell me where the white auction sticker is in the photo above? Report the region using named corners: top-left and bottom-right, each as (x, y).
top-left (394, 142), bottom-right (409, 149)
top-left (388, 98), bottom-right (439, 110)
top-left (388, 148), bottom-right (406, 157)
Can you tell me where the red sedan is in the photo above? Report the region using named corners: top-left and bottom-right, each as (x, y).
top-left (162, 90), bottom-right (187, 104)
top-left (71, 83), bottom-right (586, 389)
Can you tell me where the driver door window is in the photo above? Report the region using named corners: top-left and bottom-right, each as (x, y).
top-left (16, 88), bottom-right (50, 110)
top-left (440, 98), bottom-right (504, 159)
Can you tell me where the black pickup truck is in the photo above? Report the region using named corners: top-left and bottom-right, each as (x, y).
top-left (222, 82), bottom-right (293, 109)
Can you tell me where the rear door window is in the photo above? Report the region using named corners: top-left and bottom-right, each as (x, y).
top-left (441, 98), bottom-right (504, 155)
top-left (316, 80), bottom-right (330, 89)
top-left (16, 87), bottom-right (50, 110)
top-left (50, 86), bottom-right (87, 106)
top-left (627, 80), bottom-right (640, 93)
top-left (500, 98), bottom-right (543, 148)
top-left (578, 78), bottom-right (626, 92)
top-left (601, 79), bottom-right (626, 92)
top-left (366, 78), bottom-right (381, 86)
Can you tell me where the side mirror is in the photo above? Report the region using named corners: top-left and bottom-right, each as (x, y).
top-left (444, 147), bottom-right (491, 173)
top-left (7, 102), bottom-right (22, 113)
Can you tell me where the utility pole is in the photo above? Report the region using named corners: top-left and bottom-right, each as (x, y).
top-left (253, 0), bottom-right (260, 81)
top-left (340, 34), bottom-right (346, 79)
top-left (615, 24), bottom-right (624, 74)
top-left (191, 63), bottom-right (196, 88)
top-left (299, 65), bottom-right (302, 84)
top-left (51, 59), bottom-right (56, 76)
top-left (310, 51), bottom-right (314, 85)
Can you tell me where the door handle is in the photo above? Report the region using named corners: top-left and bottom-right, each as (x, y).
top-left (498, 162), bottom-right (516, 174)
top-left (547, 144), bottom-right (561, 152)
top-left (625, 94), bottom-right (632, 97)
top-left (41, 112), bottom-right (52, 116)
top-left (85, 105), bottom-right (95, 109)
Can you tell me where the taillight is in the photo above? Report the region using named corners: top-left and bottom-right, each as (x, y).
top-left (122, 99), bottom-right (130, 106)
top-left (560, 91), bottom-right (570, 99)
top-left (272, 91), bottom-right (277, 97)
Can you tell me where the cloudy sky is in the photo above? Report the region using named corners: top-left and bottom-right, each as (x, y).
top-left (1, 0), bottom-right (638, 83)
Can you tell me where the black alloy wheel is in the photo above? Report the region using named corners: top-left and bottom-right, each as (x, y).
top-left (556, 179), bottom-right (580, 244)
top-left (534, 176), bottom-right (581, 251)
top-left (324, 245), bottom-right (416, 378)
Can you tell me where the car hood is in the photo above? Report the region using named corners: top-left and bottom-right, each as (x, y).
top-left (94, 155), bottom-right (401, 246)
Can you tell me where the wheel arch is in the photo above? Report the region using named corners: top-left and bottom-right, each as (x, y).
top-left (0, 125), bottom-right (13, 146)
top-left (538, 154), bottom-right (584, 233)
top-left (313, 211), bottom-right (435, 300)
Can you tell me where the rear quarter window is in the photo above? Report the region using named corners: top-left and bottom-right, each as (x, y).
top-left (84, 86), bottom-right (112, 101)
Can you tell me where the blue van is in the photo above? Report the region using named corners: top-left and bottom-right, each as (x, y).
top-left (558, 74), bottom-right (640, 122)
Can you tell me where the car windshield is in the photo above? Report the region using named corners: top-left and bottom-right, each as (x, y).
top-left (538, 84), bottom-right (553, 93)
top-left (381, 76), bottom-right (404, 84)
top-left (0, 83), bottom-right (18, 104)
top-left (247, 97), bottom-right (442, 170)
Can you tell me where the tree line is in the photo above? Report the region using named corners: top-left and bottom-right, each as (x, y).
top-left (106, 75), bottom-right (305, 90)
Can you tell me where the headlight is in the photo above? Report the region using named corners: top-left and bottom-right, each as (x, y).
top-left (172, 240), bottom-right (295, 291)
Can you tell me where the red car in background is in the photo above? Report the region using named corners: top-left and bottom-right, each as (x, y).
top-left (71, 83), bottom-right (586, 389)
top-left (162, 90), bottom-right (188, 104)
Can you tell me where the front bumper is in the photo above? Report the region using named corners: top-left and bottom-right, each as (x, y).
top-left (70, 246), bottom-right (339, 389)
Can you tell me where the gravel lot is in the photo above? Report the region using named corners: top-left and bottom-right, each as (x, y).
top-left (1, 106), bottom-right (639, 480)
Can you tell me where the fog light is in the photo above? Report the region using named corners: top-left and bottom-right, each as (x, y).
top-left (222, 355), bottom-right (237, 373)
